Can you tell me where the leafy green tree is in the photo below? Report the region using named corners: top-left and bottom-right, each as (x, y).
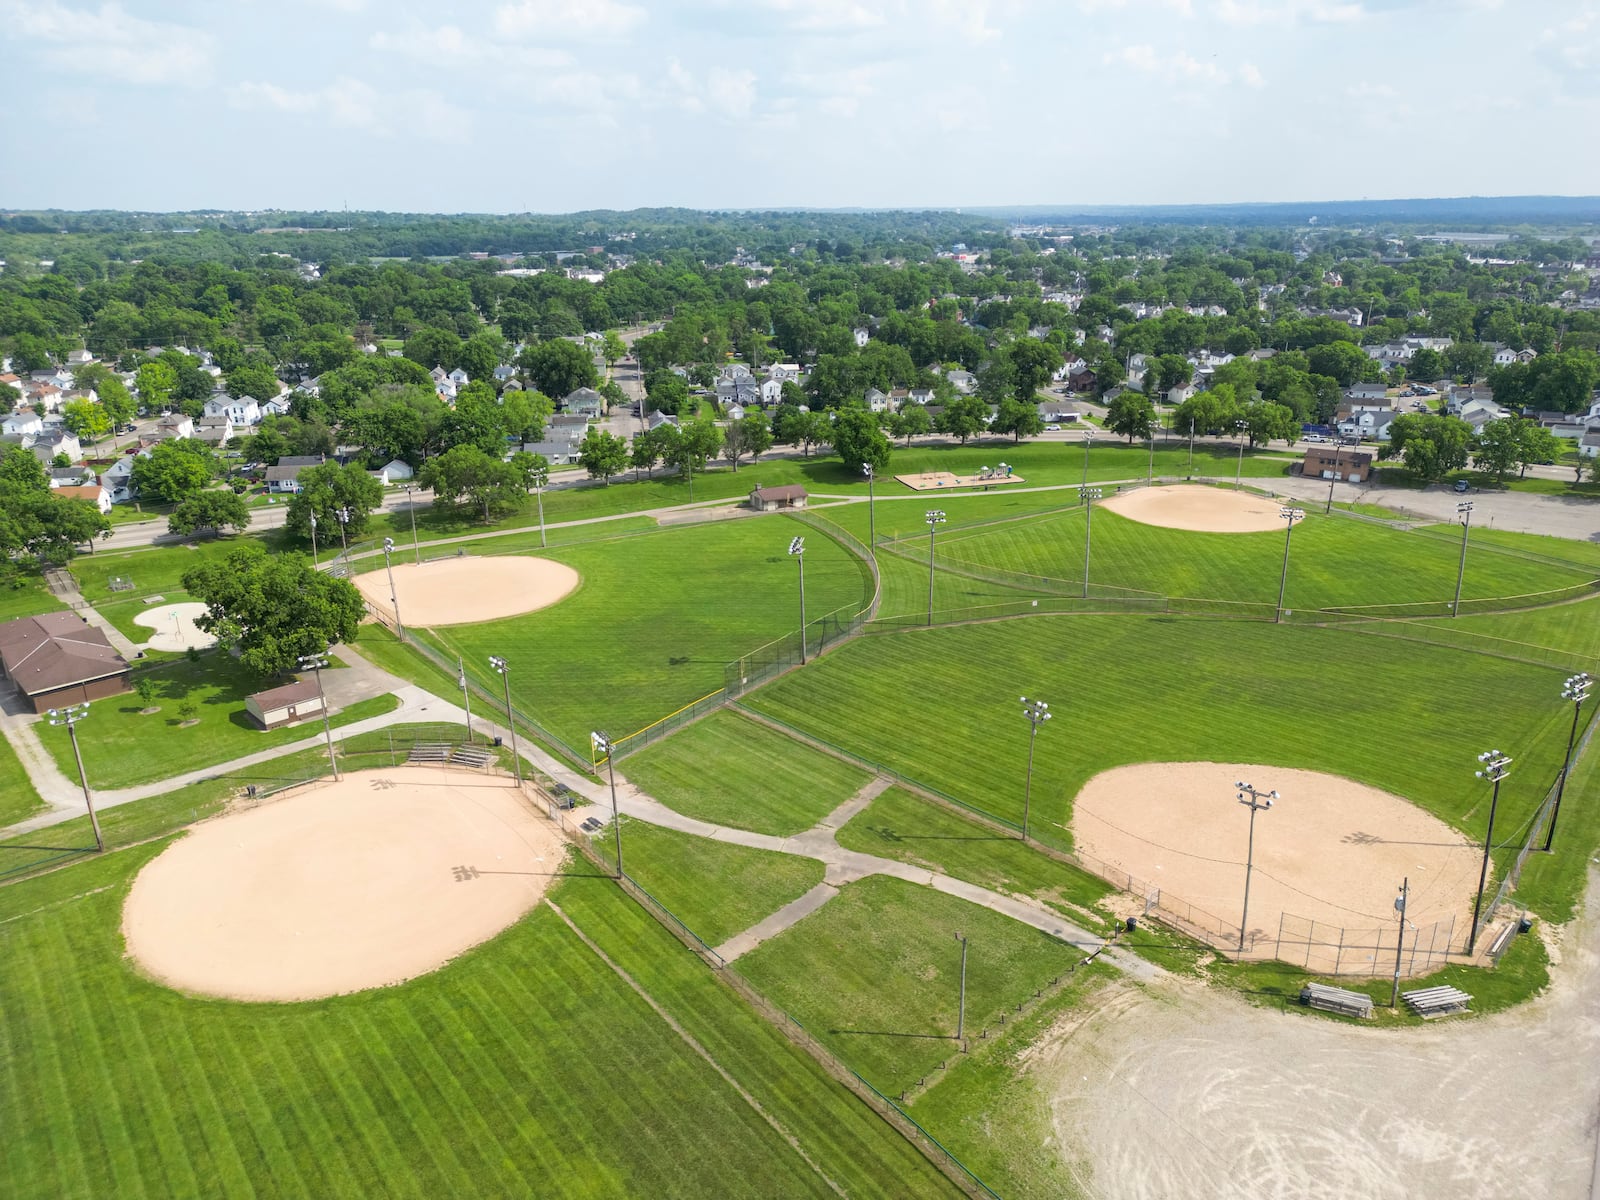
top-left (936, 394), bottom-right (989, 444)
top-left (1105, 393), bottom-right (1154, 443)
top-left (60, 399), bottom-right (111, 444)
top-left (644, 370), bottom-right (691, 416)
top-left (225, 358), bottom-right (280, 403)
top-left (135, 361), bottom-right (177, 410)
top-left (168, 490), bottom-right (252, 538)
top-left (661, 420), bottom-right (723, 491)
top-left (993, 397), bottom-right (1045, 443)
top-left (1472, 416), bottom-right (1522, 482)
top-left (1443, 341), bottom-right (1492, 383)
top-left (284, 461), bottom-right (385, 544)
top-left (891, 403), bottom-right (933, 446)
top-left (130, 439), bottom-right (218, 504)
top-left (1305, 341), bottom-right (1370, 387)
top-left (1242, 401), bottom-right (1299, 448)
top-left (1408, 347), bottom-right (1444, 382)
top-left (1148, 354), bottom-right (1193, 397)
top-left (500, 389), bottom-right (553, 444)
top-left (519, 339), bottom-right (599, 399)
top-left (833, 407), bottom-right (892, 473)
top-left (182, 544), bottom-right (365, 676)
top-left (601, 330), bottom-right (627, 377)
top-left (0, 445), bottom-right (48, 493)
top-left (454, 331), bottom-right (505, 383)
top-left (1006, 338), bottom-right (1062, 403)
top-left (418, 444), bottom-right (525, 522)
top-left (577, 428), bottom-right (629, 484)
top-left (507, 450), bottom-right (549, 493)
top-left (723, 415), bottom-right (774, 470)
top-left (630, 425), bottom-right (666, 479)
top-left (437, 382), bottom-right (507, 457)
top-left (404, 326), bottom-right (461, 370)
top-left (0, 382), bottom-right (18, 414)
top-left (1515, 423), bottom-right (1563, 478)
top-left (1381, 413), bottom-right (1473, 483)
top-left (1487, 349), bottom-right (1600, 414)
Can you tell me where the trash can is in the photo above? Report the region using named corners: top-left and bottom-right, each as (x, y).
top-left (1125, 917), bottom-right (1137, 933)
top-left (1518, 916), bottom-right (1533, 934)
top-left (493, 736), bottom-right (503, 748)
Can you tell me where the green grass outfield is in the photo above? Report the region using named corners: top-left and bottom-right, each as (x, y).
top-left (418, 517), bottom-right (872, 754)
top-left (0, 565), bottom-right (63, 624)
top-left (620, 709), bottom-right (872, 836)
top-left (0, 847), bottom-right (959, 1199)
top-left (744, 616), bottom-right (1591, 917)
top-left (0, 731), bottom-right (45, 828)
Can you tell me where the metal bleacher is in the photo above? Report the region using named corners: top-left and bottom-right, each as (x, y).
top-left (405, 742), bottom-right (494, 770)
top-left (1402, 985), bottom-right (1473, 1019)
top-left (1300, 982), bottom-right (1374, 1019)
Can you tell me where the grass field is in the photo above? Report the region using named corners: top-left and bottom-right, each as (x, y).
top-left (590, 816), bottom-right (825, 946)
top-left (737, 875), bottom-right (1089, 1097)
top-left (37, 652), bottom-right (401, 788)
top-left (620, 709), bottom-right (872, 835)
top-left (0, 731), bottom-right (46, 828)
top-left (0, 565), bottom-right (62, 623)
top-left (0, 849), bottom-right (957, 1198)
top-left (418, 517), bottom-right (872, 754)
top-left (744, 616), bottom-right (1592, 918)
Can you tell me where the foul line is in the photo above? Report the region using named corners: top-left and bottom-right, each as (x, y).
top-left (544, 898), bottom-right (847, 1199)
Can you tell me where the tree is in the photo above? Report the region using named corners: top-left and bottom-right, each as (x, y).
top-left (599, 379), bottom-right (627, 413)
top-left (993, 397), bottom-right (1045, 443)
top-left (723, 415), bottom-right (774, 470)
top-left (578, 428), bottom-right (629, 484)
top-left (454, 331), bottom-right (504, 383)
top-left (182, 544), bottom-right (365, 676)
top-left (1305, 341), bottom-right (1369, 387)
top-left (500, 388), bottom-right (553, 444)
top-left (1148, 354), bottom-right (1192, 397)
top-left (1443, 341), bottom-right (1492, 383)
top-left (1105, 393), bottom-right (1154, 443)
top-left (1006, 338), bottom-right (1062, 403)
top-left (520, 339), bottom-right (599, 399)
top-left (1472, 417), bottom-right (1522, 483)
top-left (404, 326), bottom-right (460, 370)
top-left (662, 420), bottom-right (723, 488)
top-left (601, 330), bottom-right (627, 377)
top-left (225, 359), bottom-right (280, 403)
top-left (1408, 346), bottom-right (1444, 382)
top-left (60, 399), bottom-right (111, 444)
top-left (644, 370), bottom-right (691, 416)
top-left (833, 407), bottom-right (892, 474)
top-left (1381, 413), bottom-right (1473, 483)
top-left (1515, 423), bottom-right (1563, 478)
top-left (1488, 349), bottom-right (1600, 415)
top-left (1241, 401), bottom-right (1299, 448)
top-left (418, 444), bottom-right (525, 521)
top-left (284, 461), bottom-right (385, 545)
top-left (168, 490), bottom-right (252, 539)
top-left (508, 449), bottom-right (549, 493)
top-left (130, 439), bottom-right (217, 504)
top-left (892, 403), bottom-right (932, 446)
top-left (135, 361), bottom-right (177, 410)
top-left (937, 394), bottom-right (989, 444)
top-left (631, 425), bottom-right (665, 479)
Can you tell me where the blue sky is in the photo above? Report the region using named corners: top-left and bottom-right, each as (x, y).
top-left (3, 0), bottom-right (1596, 212)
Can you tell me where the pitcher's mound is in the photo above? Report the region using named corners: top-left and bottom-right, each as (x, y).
top-left (1100, 485), bottom-right (1285, 533)
top-left (121, 767), bottom-right (566, 1001)
top-left (355, 555), bottom-right (579, 626)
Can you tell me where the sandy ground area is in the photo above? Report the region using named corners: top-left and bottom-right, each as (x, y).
top-left (122, 766), bottom-right (566, 1001)
top-left (354, 555), bottom-right (579, 626)
top-left (1101, 483), bottom-right (1288, 532)
top-left (1071, 762), bottom-right (1482, 972)
top-left (895, 470), bottom-right (1027, 491)
top-left (132, 601), bottom-right (217, 651)
top-left (1040, 878), bottom-right (1600, 1199)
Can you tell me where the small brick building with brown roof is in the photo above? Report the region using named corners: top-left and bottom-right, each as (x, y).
top-left (0, 612), bottom-right (131, 714)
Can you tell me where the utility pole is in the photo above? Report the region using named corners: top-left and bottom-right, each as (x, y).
top-left (1452, 501), bottom-right (1474, 617)
top-left (1275, 507), bottom-right (1304, 623)
top-left (298, 653), bottom-right (340, 781)
top-left (48, 704), bottom-right (103, 852)
top-left (1546, 673), bottom-right (1593, 852)
top-left (1391, 877), bottom-right (1409, 1008)
top-left (863, 463), bottom-right (876, 549)
top-left (592, 731), bottom-right (624, 878)
top-left (1235, 781), bottom-right (1278, 953)
top-left (954, 931), bottom-right (968, 1042)
top-left (1079, 487), bottom-right (1101, 599)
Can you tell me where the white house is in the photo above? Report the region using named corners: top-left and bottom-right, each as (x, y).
top-left (852, 327), bottom-right (870, 347)
top-left (864, 387), bottom-right (893, 414)
top-left (30, 429), bottom-right (80, 463)
top-left (1167, 383), bottom-right (1196, 405)
top-left (66, 349), bottom-right (94, 366)
top-left (260, 396), bottom-right (292, 418)
top-left (2, 410), bottom-right (44, 438)
top-left (100, 453), bottom-right (144, 502)
top-left (204, 394), bottom-right (261, 426)
top-left (1492, 346), bottom-right (1519, 366)
top-left (376, 459), bottom-right (414, 484)
top-left (1580, 433), bottom-right (1600, 460)
top-left (760, 377), bottom-right (784, 404)
top-left (770, 363), bottom-right (802, 382)
top-left (54, 483), bottom-right (112, 514)
top-left (1335, 409), bottom-right (1401, 441)
top-left (155, 414), bottom-right (194, 439)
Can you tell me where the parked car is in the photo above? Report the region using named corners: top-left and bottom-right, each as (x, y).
top-left (1453, 479), bottom-right (1471, 493)
top-left (1044, 424), bottom-right (1061, 431)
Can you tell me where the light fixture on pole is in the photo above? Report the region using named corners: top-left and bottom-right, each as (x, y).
top-left (1078, 487), bottom-right (1102, 599)
top-left (925, 510), bottom-right (946, 626)
top-left (1468, 749), bottom-right (1512, 953)
top-left (489, 655), bottom-right (521, 785)
top-left (1188, 416), bottom-right (1195, 471)
top-left (308, 512), bottom-right (319, 565)
top-left (47, 703), bottom-right (103, 852)
top-left (592, 730), bottom-right (623, 878)
top-left (334, 504), bottom-right (352, 559)
top-left (1545, 673), bottom-right (1591, 853)
top-left (457, 656), bottom-right (474, 741)
top-left (1391, 876), bottom-right (1411, 1008)
top-left (382, 537), bottom-right (403, 639)
top-left (1451, 501), bottom-right (1474, 618)
top-left (1147, 418), bottom-right (1158, 484)
top-left (1275, 507), bottom-right (1305, 624)
top-left (1234, 419), bottom-right (1249, 490)
top-left (532, 461), bottom-right (549, 549)
top-left (862, 463), bottom-right (876, 549)
top-left (954, 930), bottom-right (969, 1043)
top-left (1082, 428), bottom-right (1094, 488)
top-left (1323, 438), bottom-right (1352, 515)
top-left (1019, 697), bottom-right (1051, 842)
top-left (403, 483), bottom-right (421, 564)
top-left (1235, 781), bottom-right (1278, 953)
top-left (298, 652), bottom-right (340, 781)
top-left (788, 536), bottom-right (808, 665)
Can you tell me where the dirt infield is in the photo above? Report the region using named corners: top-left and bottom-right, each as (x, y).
top-left (1070, 762), bottom-right (1482, 969)
top-left (354, 555), bottom-right (579, 626)
top-left (132, 601), bottom-right (217, 651)
top-left (121, 766), bottom-right (566, 1001)
top-left (894, 470), bottom-right (1027, 492)
top-left (1100, 484), bottom-right (1286, 532)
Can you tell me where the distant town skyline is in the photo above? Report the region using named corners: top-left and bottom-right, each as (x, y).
top-left (3, 0), bottom-right (1597, 213)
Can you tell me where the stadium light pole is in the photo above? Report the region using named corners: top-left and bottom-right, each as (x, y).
top-left (334, 504), bottom-right (351, 560)
top-left (1079, 487), bottom-right (1102, 600)
top-left (457, 656), bottom-right (474, 742)
top-left (1081, 428), bottom-right (1094, 488)
top-left (1391, 877), bottom-right (1410, 1009)
top-left (925, 509), bottom-right (946, 626)
top-left (1188, 416), bottom-right (1195, 472)
top-left (862, 463), bottom-right (876, 549)
top-left (1545, 673), bottom-right (1592, 852)
top-left (1275, 507), bottom-right (1305, 624)
top-left (47, 703), bottom-right (103, 852)
top-left (1468, 749), bottom-right (1512, 954)
top-left (1147, 418), bottom-right (1158, 485)
top-left (1234, 419), bottom-right (1249, 490)
top-left (1235, 781), bottom-right (1278, 953)
top-left (1451, 501), bottom-right (1474, 618)
top-left (954, 930), bottom-right (969, 1042)
top-left (1019, 697), bottom-right (1051, 842)
top-left (592, 730), bottom-right (624, 878)
top-left (308, 512), bottom-right (319, 565)
top-left (1324, 438), bottom-right (1352, 515)
top-left (489, 655), bottom-right (522, 785)
top-left (403, 483), bottom-right (421, 564)
top-left (382, 537), bottom-right (403, 640)
top-left (298, 652), bottom-right (340, 781)
top-left (788, 536), bottom-right (808, 665)
top-left (531, 461), bottom-right (549, 549)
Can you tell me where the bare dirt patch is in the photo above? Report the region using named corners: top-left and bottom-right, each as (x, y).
top-left (894, 469), bottom-right (1027, 491)
top-left (133, 601), bottom-right (217, 651)
top-left (354, 555), bottom-right (579, 626)
top-left (1100, 483), bottom-right (1286, 533)
top-left (1071, 762), bottom-right (1482, 971)
top-left (121, 766), bottom-right (566, 1001)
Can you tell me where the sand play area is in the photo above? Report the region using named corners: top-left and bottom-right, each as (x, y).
top-left (895, 469), bottom-right (1027, 491)
top-left (354, 554), bottom-right (579, 626)
top-left (1071, 762), bottom-right (1483, 970)
top-left (122, 766), bottom-right (566, 1001)
top-left (133, 601), bottom-right (217, 652)
top-left (1100, 484), bottom-right (1286, 533)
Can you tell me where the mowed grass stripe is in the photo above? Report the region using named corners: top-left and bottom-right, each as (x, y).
top-left (245, 1021), bottom-right (360, 1197)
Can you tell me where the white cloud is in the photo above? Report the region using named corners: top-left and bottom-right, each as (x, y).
top-left (1103, 43), bottom-right (1249, 84)
top-left (1541, 3), bottom-right (1600, 74)
top-left (494, 0), bottom-right (646, 40)
top-left (1212, 0), bottom-right (1364, 25)
top-left (1079, 0), bottom-right (1193, 14)
top-left (228, 77), bottom-right (469, 140)
top-left (369, 24), bottom-right (571, 68)
top-left (706, 67), bottom-right (758, 118)
top-left (3, 0), bottom-right (213, 85)
top-left (786, 64), bottom-right (877, 117)
top-left (744, 0), bottom-right (887, 33)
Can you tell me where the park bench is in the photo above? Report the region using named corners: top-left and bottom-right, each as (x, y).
top-left (1299, 982), bottom-right (1373, 1019)
top-left (1402, 985), bottom-right (1472, 1019)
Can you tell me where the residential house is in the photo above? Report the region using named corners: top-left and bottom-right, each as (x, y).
top-left (1300, 445), bottom-right (1377, 483)
top-left (1066, 367), bottom-right (1098, 394)
top-left (647, 411), bottom-right (680, 432)
top-left (435, 378), bottom-right (458, 402)
top-left (66, 349), bottom-right (95, 366)
top-left (260, 395), bottom-right (292, 418)
top-left (493, 364), bottom-right (517, 384)
top-left (907, 387), bottom-right (935, 407)
top-left (375, 459), bottom-right (414, 485)
top-left (48, 465), bottom-right (97, 488)
top-left (0, 612), bottom-right (131, 714)
top-left (759, 377), bottom-right (784, 404)
top-left (1346, 382), bottom-right (1390, 402)
top-left (1492, 346), bottom-right (1519, 366)
top-left (945, 369), bottom-right (977, 395)
top-left (448, 368), bottom-right (471, 388)
top-left (30, 429), bottom-right (80, 464)
top-left (521, 440), bottom-right (582, 466)
top-left (155, 413), bottom-right (194, 440)
top-left (864, 387), bottom-right (892, 414)
top-left (100, 453), bottom-right (144, 502)
top-left (769, 363), bottom-right (802, 382)
top-left (852, 327), bottom-right (870, 348)
top-left (725, 403), bottom-right (747, 422)
top-left (1335, 409), bottom-right (1401, 441)
top-left (1166, 382), bottom-right (1196, 405)
top-left (719, 363), bottom-right (753, 381)
top-left (204, 394), bottom-right (261, 426)
top-left (264, 454), bottom-right (325, 495)
top-left (28, 382), bottom-right (63, 412)
top-left (194, 417), bottom-right (233, 447)
top-left (2, 410), bottom-right (43, 439)
top-left (715, 377), bottom-right (761, 408)
top-left (561, 387), bottom-right (605, 418)
top-left (1580, 433), bottom-right (1600, 460)
top-left (54, 483), bottom-right (113, 514)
